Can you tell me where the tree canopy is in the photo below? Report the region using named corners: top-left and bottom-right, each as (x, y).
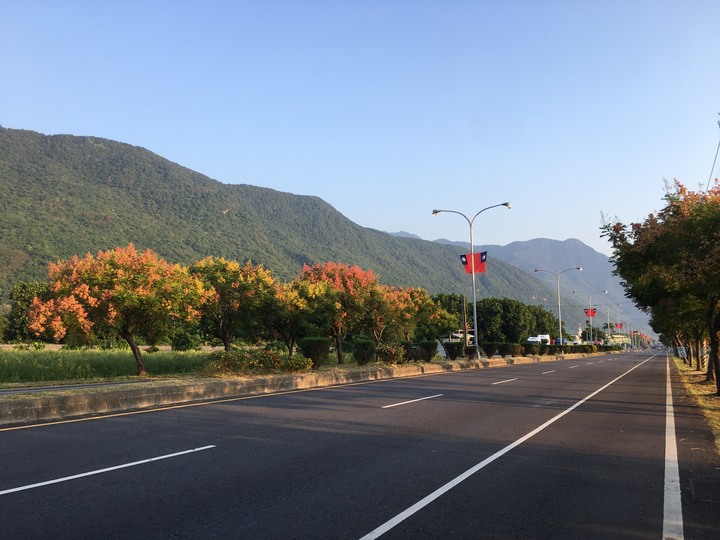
top-left (602, 180), bottom-right (720, 393)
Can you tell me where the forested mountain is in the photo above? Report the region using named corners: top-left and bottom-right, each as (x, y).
top-left (0, 126), bottom-right (552, 306)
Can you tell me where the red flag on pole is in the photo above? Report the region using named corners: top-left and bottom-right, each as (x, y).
top-left (584, 308), bottom-right (597, 317)
top-left (460, 252), bottom-right (487, 274)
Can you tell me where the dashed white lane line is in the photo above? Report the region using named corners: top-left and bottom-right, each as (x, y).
top-left (542, 370), bottom-right (556, 375)
top-left (359, 357), bottom-right (654, 540)
top-left (492, 378), bottom-right (518, 385)
top-left (0, 446), bottom-right (216, 496)
top-left (662, 356), bottom-right (684, 539)
top-left (382, 394), bottom-right (443, 409)
top-left (569, 365), bottom-right (579, 369)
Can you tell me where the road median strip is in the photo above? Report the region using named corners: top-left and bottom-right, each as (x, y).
top-left (0, 353), bottom-right (607, 427)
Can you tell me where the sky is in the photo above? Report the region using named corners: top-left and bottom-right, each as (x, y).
top-left (3, 1), bottom-right (720, 256)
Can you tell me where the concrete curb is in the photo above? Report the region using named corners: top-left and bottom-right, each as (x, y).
top-left (0, 353), bottom-right (599, 427)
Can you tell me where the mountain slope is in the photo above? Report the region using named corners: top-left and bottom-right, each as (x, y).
top-left (0, 127), bottom-right (552, 306)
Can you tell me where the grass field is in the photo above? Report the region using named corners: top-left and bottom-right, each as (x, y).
top-left (673, 356), bottom-right (720, 454)
top-left (0, 348), bottom-right (210, 384)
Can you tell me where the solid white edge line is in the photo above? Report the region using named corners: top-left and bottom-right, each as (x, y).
top-left (382, 394), bottom-right (444, 409)
top-left (662, 355), bottom-right (684, 539)
top-left (359, 357), bottom-right (655, 540)
top-left (491, 378), bottom-right (518, 385)
top-left (1, 445), bottom-right (216, 496)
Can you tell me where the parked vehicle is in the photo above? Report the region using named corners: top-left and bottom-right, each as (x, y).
top-left (526, 334), bottom-right (551, 344)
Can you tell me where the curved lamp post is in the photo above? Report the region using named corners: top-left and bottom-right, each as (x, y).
top-left (433, 202), bottom-right (511, 359)
top-left (573, 289), bottom-right (608, 343)
top-left (534, 267), bottom-right (583, 344)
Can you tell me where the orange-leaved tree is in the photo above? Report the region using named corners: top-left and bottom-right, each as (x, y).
top-left (28, 244), bottom-right (211, 375)
top-left (298, 262), bottom-right (378, 364)
top-left (190, 257), bottom-right (278, 351)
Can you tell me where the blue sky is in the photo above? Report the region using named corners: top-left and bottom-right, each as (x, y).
top-left (3, 1), bottom-right (719, 256)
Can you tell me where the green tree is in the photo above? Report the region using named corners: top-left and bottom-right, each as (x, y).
top-left (273, 278), bottom-right (334, 356)
top-left (5, 281), bottom-right (48, 342)
top-left (190, 257), bottom-right (278, 351)
top-left (602, 180), bottom-right (720, 393)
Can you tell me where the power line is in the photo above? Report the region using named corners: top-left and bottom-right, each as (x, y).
top-left (705, 113), bottom-right (720, 193)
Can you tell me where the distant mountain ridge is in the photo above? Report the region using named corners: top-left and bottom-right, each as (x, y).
top-left (430, 237), bottom-right (649, 335)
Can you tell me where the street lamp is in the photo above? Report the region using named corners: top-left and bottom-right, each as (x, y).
top-left (573, 289), bottom-right (608, 343)
top-left (534, 267), bottom-right (582, 345)
top-left (432, 202), bottom-right (512, 359)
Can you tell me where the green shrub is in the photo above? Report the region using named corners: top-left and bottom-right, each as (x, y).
top-left (523, 343), bottom-right (539, 356)
top-left (464, 345), bottom-right (478, 359)
top-left (399, 341), bottom-right (418, 363)
top-left (442, 341), bottom-right (464, 360)
top-left (377, 342), bottom-right (405, 364)
top-left (416, 341), bottom-right (438, 362)
top-left (510, 344), bottom-right (524, 357)
top-left (298, 337), bottom-right (331, 369)
top-left (481, 342), bottom-right (499, 359)
top-left (280, 354), bottom-right (313, 372)
top-left (202, 348), bottom-right (294, 375)
top-left (171, 330), bottom-right (203, 351)
top-left (353, 339), bottom-right (376, 366)
top-left (497, 343), bottom-right (513, 358)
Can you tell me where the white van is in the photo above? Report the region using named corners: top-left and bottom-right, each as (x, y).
top-left (527, 335), bottom-right (551, 343)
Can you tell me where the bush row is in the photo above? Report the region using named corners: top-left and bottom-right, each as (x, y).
top-left (297, 338), bottom-right (441, 367)
top-left (439, 341), bottom-right (623, 359)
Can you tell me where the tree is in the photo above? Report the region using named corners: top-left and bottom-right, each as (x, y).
top-left (273, 278), bottom-right (334, 357)
top-left (409, 288), bottom-right (457, 341)
top-left (4, 281), bottom-right (48, 341)
top-left (602, 180), bottom-right (720, 393)
top-left (298, 262), bottom-right (378, 364)
top-left (28, 244), bottom-right (209, 375)
top-left (190, 257), bottom-right (278, 351)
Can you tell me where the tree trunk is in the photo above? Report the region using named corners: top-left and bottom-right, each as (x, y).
top-left (122, 332), bottom-right (147, 376)
top-left (223, 335), bottom-right (232, 352)
top-left (334, 334), bottom-right (344, 364)
top-left (704, 298), bottom-right (719, 393)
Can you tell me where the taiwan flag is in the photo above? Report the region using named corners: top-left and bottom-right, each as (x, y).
top-left (460, 252), bottom-right (487, 274)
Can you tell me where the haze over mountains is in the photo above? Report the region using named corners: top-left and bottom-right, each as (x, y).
top-left (0, 126), bottom-right (651, 334)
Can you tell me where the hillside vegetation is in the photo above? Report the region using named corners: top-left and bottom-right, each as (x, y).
top-left (0, 127), bottom-right (551, 303)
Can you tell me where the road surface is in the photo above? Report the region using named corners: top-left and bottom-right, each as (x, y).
top-left (1, 352), bottom-right (717, 538)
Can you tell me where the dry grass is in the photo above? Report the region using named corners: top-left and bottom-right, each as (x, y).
top-left (673, 356), bottom-right (720, 454)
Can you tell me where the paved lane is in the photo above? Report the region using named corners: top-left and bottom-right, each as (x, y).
top-left (0, 352), bottom-right (713, 538)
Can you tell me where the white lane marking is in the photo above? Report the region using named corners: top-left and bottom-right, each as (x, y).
top-left (492, 378), bottom-right (518, 385)
top-left (0, 446), bottom-right (216, 496)
top-left (587, 362), bottom-right (594, 365)
top-left (663, 355), bottom-right (684, 539)
top-left (360, 357), bottom-right (655, 540)
top-left (382, 394), bottom-right (443, 409)
top-left (569, 365), bottom-right (579, 369)
top-left (542, 370), bottom-right (556, 375)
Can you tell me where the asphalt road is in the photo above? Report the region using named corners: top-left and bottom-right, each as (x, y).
top-left (1, 352), bottom-right (717, 539)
